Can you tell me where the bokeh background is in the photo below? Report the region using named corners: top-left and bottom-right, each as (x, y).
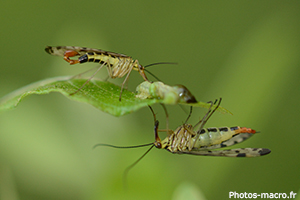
top-left (0, 1), bottom-right (300, 200)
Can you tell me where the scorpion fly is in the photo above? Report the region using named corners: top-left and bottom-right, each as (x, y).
top-left (151, 98), bottom-right (271, 157)
top-left (45, 46), bottom-right (154, 101)
top-left (135, 81), bottom-right (197, 104)
top-left (94, 98), bottom-right (271, 182)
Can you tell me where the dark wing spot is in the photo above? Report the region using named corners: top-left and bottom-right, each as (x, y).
top-left (94, 59), bottom-right (100, 63)
top-left (237, 153), bottom-right (246, 157)
top-left (220, 143), bottom-right (227, 148)
top-left (45, 46), bottom-right (53, 54)
top-left (87, 52), bottom-right (94, 56)
top-left (259, 148), bottom-right (271, 155)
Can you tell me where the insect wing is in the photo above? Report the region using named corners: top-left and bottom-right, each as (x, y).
top-left (45, 46), bottom-right (84, 57)
top-left (45, 46), bottom-right (129, 58)
top-left (178, 148), bottom-right (271, 157)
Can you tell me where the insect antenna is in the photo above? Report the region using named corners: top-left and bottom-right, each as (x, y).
top-left (93, 142), bottom-right (155, 190)
top-left (144, 62), bottom-right (178, 81)
top-left (144, 69), bottom-right (161, 81)
top-left (144, 62), bottom-right (178, 68)
top-left (120, 105), bottom-right (162, 189)
top-left (93, 143), bottom-right (153, 149)
top-left (123, 145), bottom-right (155, 189)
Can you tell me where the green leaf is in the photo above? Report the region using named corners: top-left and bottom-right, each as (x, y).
top-left (0, 76), bottom-right (231, 116)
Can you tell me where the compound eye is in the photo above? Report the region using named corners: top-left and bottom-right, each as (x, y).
top-left (156, 142), bottom-right (162, 149)
top-left (139, 65), bottom-right (144, 70)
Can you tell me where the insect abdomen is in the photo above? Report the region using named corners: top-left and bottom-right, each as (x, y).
top-left (78, 52), bottom-right (135, 78)
top-left (78, 52), bottom-right (119, 66)
top-left (194, 126), bottom-right (256, 147)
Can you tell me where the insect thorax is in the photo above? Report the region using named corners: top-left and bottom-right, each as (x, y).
top-left (163, 124), bottom-right (195, 153)
top-left (132, 62), bottom-right (142, 71)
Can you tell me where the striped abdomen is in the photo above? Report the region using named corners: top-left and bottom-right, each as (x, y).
top-left (193, 126), bottom-right (256, 148)
top-left (78, 52), bottom-right (136, 78)
top-left (162, 125), bottom-right (256, 153)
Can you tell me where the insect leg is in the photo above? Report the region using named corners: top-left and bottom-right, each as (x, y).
top-left (184, 106), bottom-right (193, 124)
top-left (148, 106), bottom-right (163, 148)
top-left (70, 66), bottom-right (99, 79)
top-left (105, 58), bottom-right (113, 78)
top-left (69, 62), bottom-right (106, 95)
top-left (119, 61), bottom-right (134, 101)
top-left (159, 103), bottom-right (170, 135)
top-left (148, 105), bottom-right (157, 122)
top-left (63, 50), bottom-right (80, 64)
top-left (193, 98), bottom-right (222, 130)
top-left (190, 98), bottom-right (222, 150)
top-left (136, 60), bottom-right (150, 82)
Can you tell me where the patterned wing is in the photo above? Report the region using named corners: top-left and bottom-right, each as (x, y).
top-left (45, 46), bottom-right (129, 58)
top-left (177, 148), bottom-right (271, 157)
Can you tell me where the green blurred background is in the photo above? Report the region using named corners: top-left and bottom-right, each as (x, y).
top-left (0, 1), bottom-right (300, 200)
